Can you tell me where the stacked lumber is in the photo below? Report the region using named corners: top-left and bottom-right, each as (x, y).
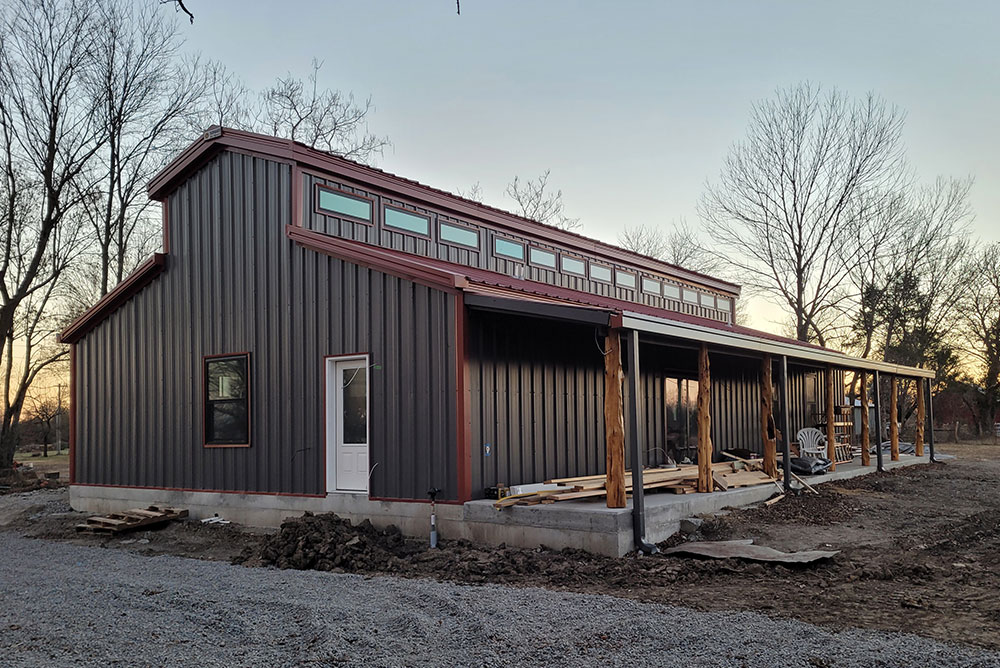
top-left (492, 459), bottom-right (779, 509)
top-left (75, 505), bottom-right (188, 534)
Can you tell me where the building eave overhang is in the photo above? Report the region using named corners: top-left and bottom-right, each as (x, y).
top-left (59, 253), bottom-right (168, 344)
top-left (621, 310), bottom-right (936, 379)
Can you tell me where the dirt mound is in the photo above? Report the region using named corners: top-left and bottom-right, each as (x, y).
top-left (235, 512), bottom-right (425, 571)
top-left (0, 467), bottom-right (63, 495)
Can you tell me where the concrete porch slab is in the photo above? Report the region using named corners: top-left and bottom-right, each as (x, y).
top-left (463, 454), bottom-right (931, 556)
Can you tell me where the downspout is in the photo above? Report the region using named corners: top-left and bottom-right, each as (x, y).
top-left (927, 377), bottom-right (936, 463)
top-left (626, 329), bottom-right (658, 555)
top-left (778, 355), bottom-right (792, 492)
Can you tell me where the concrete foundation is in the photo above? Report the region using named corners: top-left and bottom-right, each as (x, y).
top-left (70, 455), bottom-right (930, 557)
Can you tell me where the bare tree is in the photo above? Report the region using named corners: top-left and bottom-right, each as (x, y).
top-left (25, 391), bottom-right (66, 457)
top-left (198, 60), bottom-right (390, 163)
top-left (457, 182), bottom-right (484, 203)
top-left (0, 0), bottom-right (104, 468)
top-left (505, 170), bottom-right (581, 231)
top-left (957, 242), bottom-right (1000, 435)
top-left (618, 219), bottom-right (722, 276)
top-left (617, 223), bottom-right (669, 259)
top-left (81, 0), bottom-right (207, 297)
top-left (700, 83), bottom-right (908, 345)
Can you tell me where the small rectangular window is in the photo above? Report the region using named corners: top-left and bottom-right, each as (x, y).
top-left (701, 294), bottom-right (716, 309)
top-left (440, 222), bottom-right (479, 248)
top-left (317, 187), bottom-right (372, 222)
top-left (494, 237), bottom-right (524, 261)
top-left (384, 206), bottom-right (430, 236)
top-left (683, 289), bottom-right (699, 304)
top-left (642, 277), bottom-right (661, 295)
top-left (204, 354), bottom-right (250, 446)
top-left (717, 297), bottom-right (731, 312)
top-left (590, 265), bottom-right (612, 283)
top-left (664, 284), bottom-right (681, 299)
top-left (562, 256), bottom-right (586, 275)
top-left (529, 247), bottom-right (556, 268)
top-left (616, 271), bottom-right (636, 289)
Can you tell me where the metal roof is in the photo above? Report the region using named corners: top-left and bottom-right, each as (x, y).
top-left (289, 226), bottom-right (934, 379)
top-left (148, 127), bottom-right (741, 296)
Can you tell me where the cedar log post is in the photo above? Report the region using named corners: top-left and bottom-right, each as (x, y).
top-left (697, 343), bottom-right (713, 493)
top-left (760, 354), bottom-right (777, 478)
top-left (826, 365), bottom-right (837, 471)
top-left (915, 378), bottom-right (925, 457)
top-left (604, 330), bottom-right (627, 508)
top-left (859, 371), bottom-right (871, 466)
top-left (890, 376), bottom-right (900, 461)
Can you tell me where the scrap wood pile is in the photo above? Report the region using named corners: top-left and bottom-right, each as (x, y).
top-left (493, 457), bottom-right (780, 509)
top-left (75, 505), bottom-right (188, 533)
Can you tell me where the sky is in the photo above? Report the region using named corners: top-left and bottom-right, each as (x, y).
top-left (175, 0), bottom-right (1000, 332)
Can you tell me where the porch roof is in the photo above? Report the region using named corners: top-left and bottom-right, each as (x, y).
top-left (289, 226), bottom-right (934, 380)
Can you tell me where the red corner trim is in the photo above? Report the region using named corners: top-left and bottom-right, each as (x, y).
top-left (69, 344), bottom-right (76, 484)
top-left (59, 253), bottom-right (167, 344)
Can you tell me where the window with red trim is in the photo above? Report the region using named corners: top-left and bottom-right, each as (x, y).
top-left (204, 354), bottom-right (250, 446)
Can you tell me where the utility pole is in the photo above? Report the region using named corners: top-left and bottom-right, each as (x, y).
top-left (55, 384), bottom-right (63, 456)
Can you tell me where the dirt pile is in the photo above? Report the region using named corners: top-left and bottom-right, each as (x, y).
top-left (235, 512), bottom-right (425, 571)
top-left (0, 466), bottom-right (61, 495)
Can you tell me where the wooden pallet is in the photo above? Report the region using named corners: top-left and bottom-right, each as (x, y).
top-left (75, 505), bottom-right (188, 534)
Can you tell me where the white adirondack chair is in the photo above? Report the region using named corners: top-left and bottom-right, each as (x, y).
top-left (796, 427), bottom-right (827, 457)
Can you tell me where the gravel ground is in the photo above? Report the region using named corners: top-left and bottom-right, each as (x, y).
top-left (3, 533), bottom-right (999, 667)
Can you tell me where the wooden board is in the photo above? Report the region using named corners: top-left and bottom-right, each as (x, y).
top-left (76, 506), bottom-right (188, 534)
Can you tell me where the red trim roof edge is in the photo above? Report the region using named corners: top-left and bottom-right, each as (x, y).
top-left (149, 127), bottom-right (741, 296)
top-left (59, 253), bottom-right (168, 344)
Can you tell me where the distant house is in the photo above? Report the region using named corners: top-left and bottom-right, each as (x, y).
top-left (61, 128), bottom-right (934, 554)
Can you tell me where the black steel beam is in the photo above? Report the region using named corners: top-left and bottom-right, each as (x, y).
top-left (927, 377), bottom-right (936, 462)
top-left (778, 355), bottom-right (792, 492)
top-left (463, 294), bottom-right (612, 327)
top-left (874, 371), bottom-right (885, 472)
top-left (626, 329), bottom-right (657, 555)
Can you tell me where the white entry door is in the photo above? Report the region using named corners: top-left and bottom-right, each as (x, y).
top-left (326, 357), bottom-right (369, 492)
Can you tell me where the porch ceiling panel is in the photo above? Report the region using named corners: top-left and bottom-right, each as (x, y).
top-left (621, 311), bottom-right (935, 379)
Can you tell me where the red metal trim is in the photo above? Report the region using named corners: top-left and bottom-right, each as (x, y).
top-left (491, 233), bottom-right (526, 263)
top-left (147, 127), bottom-right (740, 295)
top-left (589, 263), bottom-right (613, 284)
top-left (286, 225), bottom-right (461, 293)
top-left (71, 482), bottom-right (325, 498)
top-left (69, 344), bottom-right (76, 484)
top-left (454, 293), bottom-right (472, 502)
top-left (314, 182), bottom-right (375, 226)
top-left (437, 219), bottom-right (482, 251)
top-left (559, 252), bottom-right (589, 277)
top-left (291, 165), bottom-right (303, 228)
top-left (161, 198), bottom-right (170, 254)
top-left (59, 253), bottom-right (167, 344)
top-left (382, 202), bottom-right (433, 240)
top-left (202, 351), bottom-right (251, 448)
top-left (526, 245), bottom-right (559, 271)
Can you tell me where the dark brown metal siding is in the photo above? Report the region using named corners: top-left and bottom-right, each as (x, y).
top-left (75, 150), bottom-right (457, 500)
top-left (300, 170), bottom-right (732, 323)
top-left (468, 312), bottom-right (607, 494)
top-left (465, 316), bottom-right (824, 497)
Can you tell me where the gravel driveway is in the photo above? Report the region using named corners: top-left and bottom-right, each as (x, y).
top-left (2, 533), bottom-right (999, 667)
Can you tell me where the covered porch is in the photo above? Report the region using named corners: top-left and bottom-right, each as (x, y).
top-left (462, 293), bottom-right (936, 555)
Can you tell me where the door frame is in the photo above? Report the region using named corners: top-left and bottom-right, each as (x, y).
top-left (324, 353), bottom-right (370, 494)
